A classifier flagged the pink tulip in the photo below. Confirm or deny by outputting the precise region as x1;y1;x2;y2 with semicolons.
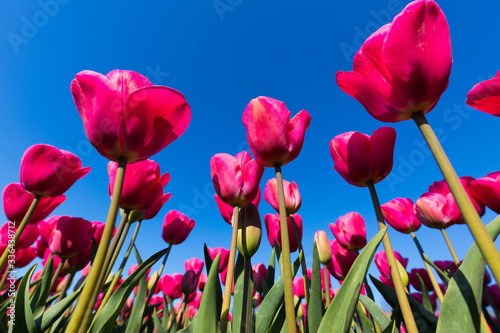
214;189;261;225
336;0;452;122
327;239;358;281
161;210;195;245
264;213;303;252
36;239;47;259
71;69;191;162
161;273;183;299
182;258;204;295
142;192;172;220
211;151;264;208
0;222;39;249
3;183;65;224
20;144;90;197
486;285;500;309
242;96;311;167
408;268;433;292
414;192;461;229
252;263;267;293
466;70;500;117
330;127;396;187
197;273;207;292
375;250;408;281
329;212;367;251
264;178;301;215
63;221;103;274
48;216;95;258
381;198;421;234
207;247;230;273
15;247;37;268
293;277;305;299
471;171;500;214
193;291;203;308
108;159;168;211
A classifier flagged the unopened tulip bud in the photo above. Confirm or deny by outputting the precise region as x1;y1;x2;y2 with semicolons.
236;203;262;257
397;261;409;288
314;230;331;265
128;209;146;223
148;271;160;291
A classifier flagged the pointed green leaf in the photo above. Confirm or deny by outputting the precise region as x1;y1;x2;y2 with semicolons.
266;303;285;333
308;243;324;333
357;303;375;333
358;295;399;333
317;227;386;333
422;254;450;284
232;254;252;333
416;273;433;313
152;309;166;333
437;214;500;333
11;264;37;333
36;288;81;331
31;257;52;318
125;249;148;333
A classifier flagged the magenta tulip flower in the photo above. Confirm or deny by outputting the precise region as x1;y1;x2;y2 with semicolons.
414;192;461;229
182;258;204;295
336;0;452;122
381;198;421;234
466;70;500;117
408;268;433;292
0;222;39;249
214;189;261;225
264;213;303;252
3;183;65;224
242;96;311;167
142;192;172;221
327;239;358;281
161;273;183;299
264;178;301;215
15;247;37;268
20;144;90;197
329;212;367;251
108;159;168;211
197;274;207;292
471;171;500;214
375;250;408;281
161;210;195;245
207;247;230;273
330;127;396;187
211;151;264;208
252;263;267;293
48;216;95;258
71;69;191;162
293;277;305;299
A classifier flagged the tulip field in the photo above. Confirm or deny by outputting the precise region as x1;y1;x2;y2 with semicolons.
3;0;500;332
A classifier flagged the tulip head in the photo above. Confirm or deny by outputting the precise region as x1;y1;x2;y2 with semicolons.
236;203;262;257
329;212;367;251
471;171;500;214
466;70;500;117
414;192;461;229
381;198;421;233
242;96;311;167
48;216;95;258
327;239;358;281
161;273;183;299
264;178;301;215
264;213;303;252
374;250;409;282
161;210;195;245
314;230;332;265
252;263;267;293
207;247;230;273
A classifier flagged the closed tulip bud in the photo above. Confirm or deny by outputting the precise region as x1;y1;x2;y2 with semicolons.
329;212;367;250
161;210;195;245
375;250;409;282
1;222;39;249
381;198;421;233
3;183;65;224
161;273;183;299
207;247;230;273
148;271;160;292
466;71;500;117
397;261;409;288
264;213;303;252
20;144;91;197
252;263;267;293
336;0;452;122
210;151;264;208
214;189;261;225
242;96;311;167
471;171;500;214
48;216;95;258
414;192;461;229
108;160;169;211
330;127;396;187
314;230;332;265
327;240;358;281
71;69;191;162
264;178;301;215
127;209;145;223
237;203;262;257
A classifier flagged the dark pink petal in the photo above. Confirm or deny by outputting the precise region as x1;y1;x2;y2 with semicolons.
369;127;396;183
466;74;500;117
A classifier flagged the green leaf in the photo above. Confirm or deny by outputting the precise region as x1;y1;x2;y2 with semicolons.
308;242;324;333
36;288;81;331
356;303;375;333
422;254;450;284
266;303;285;333
317;227;386;333
90;247;169;333
263;248;276;300
11;264;37;333
437;214;500;333
358;295;399;333
203;243;214;275
152;309;166;333
232;254;252;333
416;273;433;313
255;251;302;333
125;249;148;333
31;257;53;318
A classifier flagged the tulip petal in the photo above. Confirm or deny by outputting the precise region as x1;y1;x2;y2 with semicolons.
211;154;243;207
286;110;311;165
369;127;396;183
466;76;500;116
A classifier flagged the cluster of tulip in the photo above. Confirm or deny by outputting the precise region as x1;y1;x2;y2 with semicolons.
3;0;500;332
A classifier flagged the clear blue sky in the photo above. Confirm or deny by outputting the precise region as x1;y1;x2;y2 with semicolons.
2;0;500;304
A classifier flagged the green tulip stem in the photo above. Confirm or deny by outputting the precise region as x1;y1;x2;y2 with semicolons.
440;228;461;267
0;195;40;271
412;110;500;285
67;157;127;333
323;263;330;309
56;272;74;303
144;243;172;310
289;214;310;311
367;181;418;333
220;205;240;333
275;165;296;333
105;218;132;279
102;210;131;280
49;258;66;293
241;255;252;333
409;232;444;303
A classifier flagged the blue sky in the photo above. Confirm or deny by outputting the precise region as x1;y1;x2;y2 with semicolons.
2;0;500;304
